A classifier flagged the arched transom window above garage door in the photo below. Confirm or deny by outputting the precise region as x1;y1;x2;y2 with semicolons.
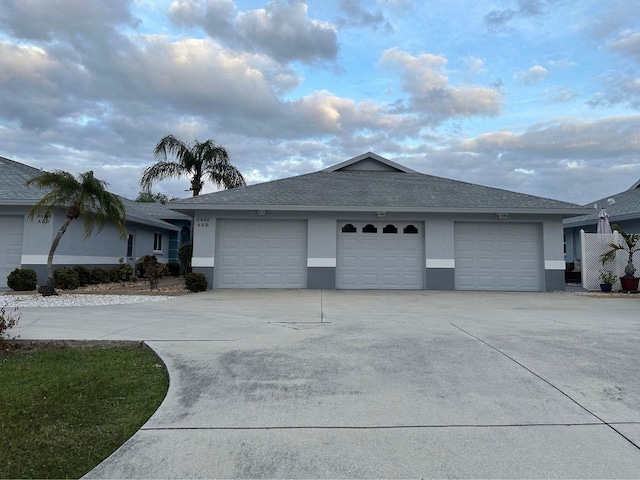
338;222;421;235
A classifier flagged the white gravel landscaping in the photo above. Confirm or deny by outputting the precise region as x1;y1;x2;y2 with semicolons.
0;294;173;308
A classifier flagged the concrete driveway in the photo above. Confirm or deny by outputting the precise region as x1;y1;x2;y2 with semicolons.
13;290;640;478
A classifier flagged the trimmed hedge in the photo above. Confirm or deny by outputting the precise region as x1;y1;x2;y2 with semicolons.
55;268;80;290
185;272;207;292
7;268;37;291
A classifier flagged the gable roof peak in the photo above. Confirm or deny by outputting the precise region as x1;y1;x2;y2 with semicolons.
323;152;416;173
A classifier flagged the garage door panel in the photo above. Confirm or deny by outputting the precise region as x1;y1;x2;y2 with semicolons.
215;220;307;289
455;222;542;292
0;216;24;288
337;222;424;290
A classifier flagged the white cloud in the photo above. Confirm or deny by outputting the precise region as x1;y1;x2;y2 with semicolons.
380;48;502;122
608;29;640;60
515;65;548;84
235;1;338;63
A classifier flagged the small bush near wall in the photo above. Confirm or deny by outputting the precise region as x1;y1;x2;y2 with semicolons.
109;262;133;283
7;268;37;291
55;268;80;290
167;262;181;277
185;272;207;292
73;265;91;287
90;267;111;285
178;243;192;274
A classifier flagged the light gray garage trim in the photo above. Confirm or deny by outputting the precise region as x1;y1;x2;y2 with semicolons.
454;222;544;291
337;221;424;289
0;215;24;288
214;219;307;289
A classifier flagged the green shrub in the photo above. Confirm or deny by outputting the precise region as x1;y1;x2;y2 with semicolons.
7;268;37;291
167;262;181;277
136;255;169;289
55;267;80;290
185;272;207;292
73;265;91;287
178;243;192;274
109;263;133;283
90;267;111;284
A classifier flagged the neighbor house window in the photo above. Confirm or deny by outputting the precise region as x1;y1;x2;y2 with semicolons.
153;232;163;252
127;234;134;257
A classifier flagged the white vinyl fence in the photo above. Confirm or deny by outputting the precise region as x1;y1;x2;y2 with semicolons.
580;230;627;290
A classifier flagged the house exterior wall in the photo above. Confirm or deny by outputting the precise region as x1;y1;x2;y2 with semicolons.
189;209;566;291
8;207;176;285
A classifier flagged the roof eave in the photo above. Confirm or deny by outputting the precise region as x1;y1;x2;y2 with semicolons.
170;203;591;216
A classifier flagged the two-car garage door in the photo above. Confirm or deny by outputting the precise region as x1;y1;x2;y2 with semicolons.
0;216;24;289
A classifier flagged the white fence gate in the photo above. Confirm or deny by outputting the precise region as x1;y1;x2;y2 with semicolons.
580;230;627;290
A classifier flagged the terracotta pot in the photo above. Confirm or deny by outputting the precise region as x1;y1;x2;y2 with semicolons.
619;276;639;291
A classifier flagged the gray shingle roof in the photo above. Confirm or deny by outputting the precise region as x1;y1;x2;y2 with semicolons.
122;198;191;221
171;168;588;214
0;156;183;230
0;156;47;202
564;186;640;226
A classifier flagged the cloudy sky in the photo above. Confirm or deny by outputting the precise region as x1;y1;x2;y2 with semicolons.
2;0;640;205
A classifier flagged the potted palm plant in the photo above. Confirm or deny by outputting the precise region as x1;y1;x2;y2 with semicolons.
600;225;640;291
599;270;616;292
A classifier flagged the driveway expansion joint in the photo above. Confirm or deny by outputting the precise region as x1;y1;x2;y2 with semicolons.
450;322;640;451
141;422;626;431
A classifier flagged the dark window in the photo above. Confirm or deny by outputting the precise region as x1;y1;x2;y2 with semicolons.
342;223;357;233
127;234;134;257
153;232;163;252
403;224;418;234
363;224;377;233
383;224;398;233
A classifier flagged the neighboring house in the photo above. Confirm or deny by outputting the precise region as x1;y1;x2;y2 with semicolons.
563;179;640;264
0;156;191;288
170;152;590;292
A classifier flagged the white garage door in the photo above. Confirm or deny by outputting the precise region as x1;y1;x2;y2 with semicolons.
215;220;307;288
454;222;543;291
337;222;424;289
0;215;24;288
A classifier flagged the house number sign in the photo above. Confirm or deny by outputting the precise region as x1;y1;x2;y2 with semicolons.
196;217;211;228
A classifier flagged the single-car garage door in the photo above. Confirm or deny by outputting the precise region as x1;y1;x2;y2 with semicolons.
215;220;307;288
454;222;543;291
337;221;424;289
0;215;24;289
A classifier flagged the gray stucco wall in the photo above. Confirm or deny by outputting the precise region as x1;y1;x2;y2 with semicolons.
185;209;567;292
307;267;336;289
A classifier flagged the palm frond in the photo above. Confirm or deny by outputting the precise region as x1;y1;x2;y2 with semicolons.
140;161;187;191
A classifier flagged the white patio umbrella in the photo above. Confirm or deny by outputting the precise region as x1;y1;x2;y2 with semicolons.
597;208;612;234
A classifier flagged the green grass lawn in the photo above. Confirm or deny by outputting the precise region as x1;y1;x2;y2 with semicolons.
0;342;169;479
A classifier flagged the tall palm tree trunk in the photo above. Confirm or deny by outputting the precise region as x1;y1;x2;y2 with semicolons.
46;217;73;288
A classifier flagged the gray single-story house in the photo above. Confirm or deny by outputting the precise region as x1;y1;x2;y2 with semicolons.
171;152;590;291
564;179;640;264
0;156;191;288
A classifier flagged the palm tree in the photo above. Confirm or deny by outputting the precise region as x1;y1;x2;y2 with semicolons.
26;170;127;293
600;224;640;277
140;135;246;196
